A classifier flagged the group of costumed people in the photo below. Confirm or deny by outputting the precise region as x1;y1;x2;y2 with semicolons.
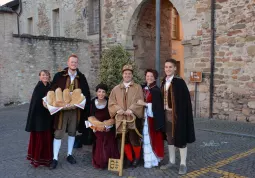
25;54;195;175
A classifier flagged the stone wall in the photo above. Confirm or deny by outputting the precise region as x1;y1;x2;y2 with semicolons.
213;0;255;122
0;12;91;107
100;0;255;122
182;0;212;118
20;0;87;39
175;0;255;122
19;0;101;95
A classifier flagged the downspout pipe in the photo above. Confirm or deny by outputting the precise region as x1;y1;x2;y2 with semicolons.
155;0;161;86
98;0;102;58
209;0;215;119
15;0;22;35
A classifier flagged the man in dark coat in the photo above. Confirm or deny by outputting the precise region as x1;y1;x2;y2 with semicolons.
49;54;91;169
160;59;195;175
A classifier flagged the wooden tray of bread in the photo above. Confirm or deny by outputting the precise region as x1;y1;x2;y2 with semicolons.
44;88;86;111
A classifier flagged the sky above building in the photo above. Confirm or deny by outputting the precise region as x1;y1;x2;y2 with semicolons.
0;0;12;6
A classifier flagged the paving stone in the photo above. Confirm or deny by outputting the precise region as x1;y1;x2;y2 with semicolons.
0;104;255;177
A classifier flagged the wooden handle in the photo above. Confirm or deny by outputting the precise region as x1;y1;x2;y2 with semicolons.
115;113;136;123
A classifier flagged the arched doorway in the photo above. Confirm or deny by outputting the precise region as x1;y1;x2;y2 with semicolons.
115;0;209;118
125;0;188;78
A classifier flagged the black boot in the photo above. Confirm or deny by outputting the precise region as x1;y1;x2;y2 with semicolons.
49;159;58;170
73;135;82;148
132;158;140;168
67;155;77;164
124;159;132;169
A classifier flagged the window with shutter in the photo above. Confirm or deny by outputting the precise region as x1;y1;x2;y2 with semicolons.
88;0;99;35
171;8;179;40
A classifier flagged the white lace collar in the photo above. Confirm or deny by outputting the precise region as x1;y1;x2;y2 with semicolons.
95;99;107;109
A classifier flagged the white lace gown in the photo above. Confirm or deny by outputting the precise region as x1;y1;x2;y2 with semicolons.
143;102;161;168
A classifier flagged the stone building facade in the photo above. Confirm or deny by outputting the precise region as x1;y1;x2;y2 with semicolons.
0;1;92;107
0;0;254;122
100;0;255;122
213;0;255;122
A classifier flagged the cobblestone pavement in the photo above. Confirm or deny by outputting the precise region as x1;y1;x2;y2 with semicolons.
0;104;254;178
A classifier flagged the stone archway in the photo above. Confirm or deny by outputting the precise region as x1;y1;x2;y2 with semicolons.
122;0;198;79
124;0;198;46
130;0;173;76
101;0;210;118
118;0;209;118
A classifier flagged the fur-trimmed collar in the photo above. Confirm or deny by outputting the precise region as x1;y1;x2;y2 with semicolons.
161;75;182;86
61;67;81;78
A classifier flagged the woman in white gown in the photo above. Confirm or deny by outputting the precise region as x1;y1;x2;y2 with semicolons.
138;69;165;168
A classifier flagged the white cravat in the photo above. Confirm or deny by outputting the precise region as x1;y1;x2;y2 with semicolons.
165;75;174;91
165;75;174;110
68;70;77;83
123;82;131;92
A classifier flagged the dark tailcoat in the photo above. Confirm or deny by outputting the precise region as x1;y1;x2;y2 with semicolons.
161;76;195;148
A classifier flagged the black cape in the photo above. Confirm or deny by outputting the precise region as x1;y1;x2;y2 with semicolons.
161;76;196;148
25;81;53;132
142;84;165;132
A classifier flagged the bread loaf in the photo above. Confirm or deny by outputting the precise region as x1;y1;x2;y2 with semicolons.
104;118;115;126
53;101;66;107
55;88;63;102
88;116;104;127
77;94;85;104
63;89;71;103
70;89;82;104
46;91;55;106
73;88;82;95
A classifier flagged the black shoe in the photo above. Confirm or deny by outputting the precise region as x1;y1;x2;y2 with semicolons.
73;140;82;148
49;159;58;170
124;159;132;169
73;136;82;148
67;155;76;164
132;158;140;167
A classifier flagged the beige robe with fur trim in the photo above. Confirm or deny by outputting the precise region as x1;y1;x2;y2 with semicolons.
108;81;144;134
